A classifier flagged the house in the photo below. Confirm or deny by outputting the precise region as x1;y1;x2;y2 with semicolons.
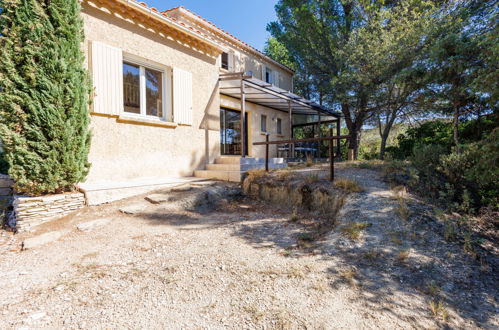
79;0;341;204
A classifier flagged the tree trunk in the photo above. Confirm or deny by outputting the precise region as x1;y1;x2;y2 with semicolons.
453;105;460;153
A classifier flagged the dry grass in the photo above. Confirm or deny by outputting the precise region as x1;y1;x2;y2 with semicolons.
305;153;314;167
429;300;448;321
276;170;293;180
340;222;370;240
244;305;265;323
305;173;320;184
334;178;364;193
396;198;410;221
362;249;381;262
246;169;268;179
289;207;299;223
339;267;358;287
397;249;410;263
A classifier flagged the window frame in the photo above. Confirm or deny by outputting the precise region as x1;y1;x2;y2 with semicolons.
261;114;267;133
122;55;171;121
276;118;282;135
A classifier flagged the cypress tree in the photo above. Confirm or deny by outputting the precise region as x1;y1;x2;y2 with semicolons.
0;0;91;195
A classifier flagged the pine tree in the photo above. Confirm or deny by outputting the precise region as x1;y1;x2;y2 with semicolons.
0;0;91;195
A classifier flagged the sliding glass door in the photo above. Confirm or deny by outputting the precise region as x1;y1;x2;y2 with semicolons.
220;108;248;156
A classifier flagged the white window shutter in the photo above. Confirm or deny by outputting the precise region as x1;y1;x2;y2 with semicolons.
90;41;123;115
273;71;279;87
228;52;235;72
173;67;193;125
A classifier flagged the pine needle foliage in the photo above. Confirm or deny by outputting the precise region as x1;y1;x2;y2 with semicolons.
0;0;91;195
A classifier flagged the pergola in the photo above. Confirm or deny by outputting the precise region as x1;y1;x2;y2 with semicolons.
219;72;342;157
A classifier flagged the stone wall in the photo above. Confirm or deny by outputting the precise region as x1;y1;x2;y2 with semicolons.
13;193;85;232
0;175;13;226
243;176;347;217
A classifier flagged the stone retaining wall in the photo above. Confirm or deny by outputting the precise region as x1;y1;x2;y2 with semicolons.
243;177;347;217
13;193;85;232
0;174;14;226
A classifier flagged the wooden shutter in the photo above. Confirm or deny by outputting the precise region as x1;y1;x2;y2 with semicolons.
173;67;193;125
228;51;235;72
90;41;123;115
262;65;266;81
273;71;280;87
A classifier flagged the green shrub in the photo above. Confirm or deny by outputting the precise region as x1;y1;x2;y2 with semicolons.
0;0;91;195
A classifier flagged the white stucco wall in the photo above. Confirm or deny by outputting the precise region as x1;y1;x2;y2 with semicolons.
82;5;221;183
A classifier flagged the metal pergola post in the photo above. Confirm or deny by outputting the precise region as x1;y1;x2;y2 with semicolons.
336;118;341;160
241;79;246;157
288;100;293;158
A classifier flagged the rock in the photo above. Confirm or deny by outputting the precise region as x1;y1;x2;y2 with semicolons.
76;218;111;232
145;194;170;205
30;312;46;320
22;231;65;250
171;185;192;192
119;204;147;215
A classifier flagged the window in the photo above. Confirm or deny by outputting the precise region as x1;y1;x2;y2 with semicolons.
277;118;282;135
123;61;165;119
261;115;267;132
265;67;273;84
221;52;229;70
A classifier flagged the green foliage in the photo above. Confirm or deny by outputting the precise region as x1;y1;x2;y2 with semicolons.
389;127;499;213
0;0;91;195
263;37;297;71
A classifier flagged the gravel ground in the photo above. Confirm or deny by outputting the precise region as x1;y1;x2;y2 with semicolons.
0;166;497;329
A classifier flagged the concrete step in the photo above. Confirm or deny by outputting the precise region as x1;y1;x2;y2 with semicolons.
194;170;243;182
206;163;240;171
215;157;241;165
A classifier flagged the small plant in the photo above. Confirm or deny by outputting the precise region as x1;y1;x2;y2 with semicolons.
362;249;381;262
339;267;358;287
281;246;293;257
305;173;319;184
396;197;410;221
389;231;404;245
429;300;448;321
444;221;457;241
434;208;445;220
425;282;440;296
289;207;299;222
340;222;370;240
305;153;314;167
397;249;410;263
334;178;364;193
298;232;315;242
391;185;407;199
463;230;474;254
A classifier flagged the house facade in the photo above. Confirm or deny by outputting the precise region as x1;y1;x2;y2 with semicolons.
79;0;339;202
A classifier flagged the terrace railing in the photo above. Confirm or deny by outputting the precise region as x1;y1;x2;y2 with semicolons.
253;135;352;181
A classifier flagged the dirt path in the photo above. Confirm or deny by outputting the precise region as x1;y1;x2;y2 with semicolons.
0;167;497;329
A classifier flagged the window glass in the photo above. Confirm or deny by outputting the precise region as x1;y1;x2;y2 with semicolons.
221;52;229;70
145;68;163;117
277;118;282;134
123;62;140;114
261;115;267;132
265;68;273;84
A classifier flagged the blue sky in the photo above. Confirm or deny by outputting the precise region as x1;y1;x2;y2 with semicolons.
145;0;278;51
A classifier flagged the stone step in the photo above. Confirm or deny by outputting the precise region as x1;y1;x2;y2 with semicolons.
215;157;242;164
206;163;240;171
194;170;243;183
